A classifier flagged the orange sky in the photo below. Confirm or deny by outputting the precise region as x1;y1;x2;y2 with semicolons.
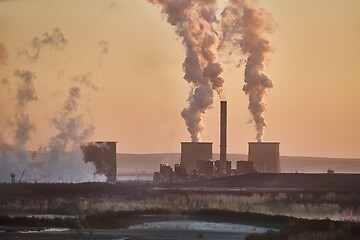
0;0;359;158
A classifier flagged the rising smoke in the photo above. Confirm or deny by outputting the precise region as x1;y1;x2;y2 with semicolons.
33;73;104;182
98;41;109;66
49;73;96;153
149;0;225;142
13;70;38;146
0;43;8;67
18;28;68;63
220;0;275;142
150;0;275;142
0;69;38;181
0;33;105;182
0;72;105;182
98;41;109;54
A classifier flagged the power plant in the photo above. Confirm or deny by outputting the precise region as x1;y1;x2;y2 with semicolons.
155;100;281;181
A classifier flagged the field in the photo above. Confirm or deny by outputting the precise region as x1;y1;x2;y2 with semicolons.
1;174;360;239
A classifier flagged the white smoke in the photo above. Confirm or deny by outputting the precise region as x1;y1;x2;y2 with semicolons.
18;28;68;63
0;42;8;67
220;0;275;142
0;27;106;182
13;70;38;146
98;41;109;54
98;41;109;66
149;0;225;142
29;73;105;182
0;70;106;182
150;0;275;142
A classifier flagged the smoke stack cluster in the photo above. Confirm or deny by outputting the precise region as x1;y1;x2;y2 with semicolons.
150;0;275;142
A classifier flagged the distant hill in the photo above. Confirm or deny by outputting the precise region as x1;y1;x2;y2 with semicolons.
117;153;360;174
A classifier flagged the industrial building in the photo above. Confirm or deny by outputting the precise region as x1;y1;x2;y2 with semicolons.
248;142;280;173
236;161;255;174
153;164;173;182
180;142;212;173
215;160;232;175
82;141;117;182
197;160;214;178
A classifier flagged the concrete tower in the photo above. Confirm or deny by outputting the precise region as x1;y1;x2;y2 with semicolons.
180;142;212;173
248;142;280;173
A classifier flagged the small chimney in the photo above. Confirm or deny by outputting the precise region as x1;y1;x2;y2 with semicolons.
10;173;16;184
220;101;227;174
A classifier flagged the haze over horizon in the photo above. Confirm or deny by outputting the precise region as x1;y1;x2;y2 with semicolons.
1;0;359;159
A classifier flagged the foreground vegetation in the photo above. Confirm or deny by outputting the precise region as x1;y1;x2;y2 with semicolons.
1;182;359;238
1;189;359;221
1;210;359;239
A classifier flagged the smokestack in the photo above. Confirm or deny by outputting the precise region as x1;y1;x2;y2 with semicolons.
220;101;227;174
10;173;15;184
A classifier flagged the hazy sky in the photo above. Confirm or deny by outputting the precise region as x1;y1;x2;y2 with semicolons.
0;0;359;158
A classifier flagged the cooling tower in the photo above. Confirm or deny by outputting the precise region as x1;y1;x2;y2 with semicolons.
248;142;280;173
220;101;227;174
181;142;212;173
82;141;117;182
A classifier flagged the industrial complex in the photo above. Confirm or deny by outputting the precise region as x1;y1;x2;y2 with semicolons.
6;100;349;184
153;101;281;182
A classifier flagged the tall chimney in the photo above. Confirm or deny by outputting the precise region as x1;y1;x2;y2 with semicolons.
10;173;15;184
220;101;227;174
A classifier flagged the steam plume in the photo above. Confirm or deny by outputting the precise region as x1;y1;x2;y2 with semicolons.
33;73;102;182
19;28;68;63
49;75;96;154
0;73;105;183
220;0;275;142
0;43;8;67
98;41;109;54
149;0;225;142
81;142;111;176
13;70;37;146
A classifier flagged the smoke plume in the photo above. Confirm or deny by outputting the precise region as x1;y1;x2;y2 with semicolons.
0;73;105;183
0;43;8;67
19;28;68;63
33;73;101;182
149;0;225;142
220;0;275;142
81;142;111;176
98;41;109;54
49;75;96;154
13;70;38;146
